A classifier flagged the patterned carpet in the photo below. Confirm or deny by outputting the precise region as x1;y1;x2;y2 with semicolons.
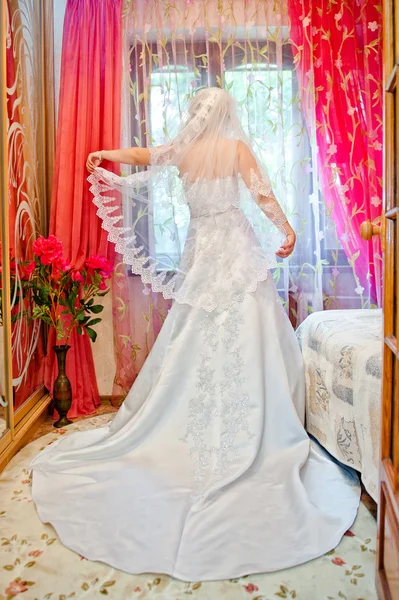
0;414;378;600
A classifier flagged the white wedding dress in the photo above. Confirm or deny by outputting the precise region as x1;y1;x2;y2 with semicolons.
29;173;361;582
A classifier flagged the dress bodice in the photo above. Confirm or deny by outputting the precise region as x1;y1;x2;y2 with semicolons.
181;175;242;219
89;166;285;313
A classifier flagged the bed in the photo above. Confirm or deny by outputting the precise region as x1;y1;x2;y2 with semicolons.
296;309;383;502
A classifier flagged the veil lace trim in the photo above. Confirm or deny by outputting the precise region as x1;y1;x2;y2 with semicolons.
88;168;278;313
88;89;289;313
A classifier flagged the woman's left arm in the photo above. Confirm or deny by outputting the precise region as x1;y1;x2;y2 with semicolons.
86;147;150;172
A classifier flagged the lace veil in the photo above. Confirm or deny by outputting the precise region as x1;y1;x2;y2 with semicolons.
88;88;288;312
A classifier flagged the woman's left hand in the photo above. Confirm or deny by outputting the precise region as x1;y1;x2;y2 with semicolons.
86;152;102;173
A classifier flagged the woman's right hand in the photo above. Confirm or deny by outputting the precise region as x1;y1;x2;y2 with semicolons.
86;152;102;173
275;229;296;259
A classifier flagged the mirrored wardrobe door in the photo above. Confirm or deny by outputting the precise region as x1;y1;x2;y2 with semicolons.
0;209;13;447
0;0;13;448
6;0;50;421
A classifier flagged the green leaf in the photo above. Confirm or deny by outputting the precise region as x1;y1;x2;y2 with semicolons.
85;326;97;343
88;304;104;314
32;293;45;306
86;318;102;328
67;290;78;311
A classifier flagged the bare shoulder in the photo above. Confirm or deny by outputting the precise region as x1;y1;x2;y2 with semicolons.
218;139;246;161
237;139;249;156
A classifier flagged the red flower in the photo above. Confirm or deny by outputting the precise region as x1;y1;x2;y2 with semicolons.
244;583;259;593
71;270;84;284
5;579;29;596
99;280;108;291
24;260;36;275
53;257;70;271
32;235;64;265
51;268;62;282
28;549;43;557
344;529;355;537
86;255;114;278
10;258;16;275
332;557;346;566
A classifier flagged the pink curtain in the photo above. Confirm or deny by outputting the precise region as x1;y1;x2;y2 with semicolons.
111;270;169;399
46;0;122;417
288;0;383;306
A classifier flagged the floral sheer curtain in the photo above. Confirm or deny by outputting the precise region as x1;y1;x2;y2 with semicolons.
111;0;380;397
289;0;383;307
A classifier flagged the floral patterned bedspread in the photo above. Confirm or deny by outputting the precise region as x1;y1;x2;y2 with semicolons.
296;309;382;502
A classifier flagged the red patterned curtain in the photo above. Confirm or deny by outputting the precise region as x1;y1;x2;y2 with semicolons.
288;0;383;306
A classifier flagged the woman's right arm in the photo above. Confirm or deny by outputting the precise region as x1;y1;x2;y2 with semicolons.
86;147;150;172
238;141;296;259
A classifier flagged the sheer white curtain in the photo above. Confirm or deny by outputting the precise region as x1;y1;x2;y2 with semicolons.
111;0;359;394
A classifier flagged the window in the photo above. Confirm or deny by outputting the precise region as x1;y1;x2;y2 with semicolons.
128;40;343;275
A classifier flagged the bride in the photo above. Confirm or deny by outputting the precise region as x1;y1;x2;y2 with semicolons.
29;87;360;582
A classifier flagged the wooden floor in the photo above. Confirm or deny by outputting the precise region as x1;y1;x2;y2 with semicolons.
29;400;118;443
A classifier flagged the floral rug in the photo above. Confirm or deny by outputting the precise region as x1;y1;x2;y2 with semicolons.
0;415;378;600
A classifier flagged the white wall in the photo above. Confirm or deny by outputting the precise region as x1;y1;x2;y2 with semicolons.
53;0;67;121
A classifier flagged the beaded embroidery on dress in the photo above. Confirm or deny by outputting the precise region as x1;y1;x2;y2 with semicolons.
29;88;361;581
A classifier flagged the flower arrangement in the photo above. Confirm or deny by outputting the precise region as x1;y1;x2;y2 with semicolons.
27;235;114;344
1;235;113;426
